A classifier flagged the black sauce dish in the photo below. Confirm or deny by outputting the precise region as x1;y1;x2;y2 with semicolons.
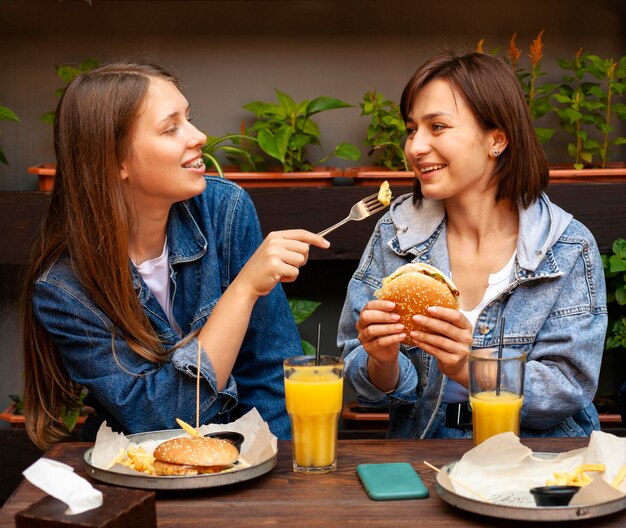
530;485;580;507
205;431;245;452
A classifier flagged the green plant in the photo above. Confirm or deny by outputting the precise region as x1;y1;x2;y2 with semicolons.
602;238;626;351
360;91;408;171
242;89;361;172
553;51;626;169
40;57;100;125
0;105;20;165
289;298;321;355
9;393;24;414
201;130;260;176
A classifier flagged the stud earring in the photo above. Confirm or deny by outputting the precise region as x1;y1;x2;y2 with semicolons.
492;149;500;157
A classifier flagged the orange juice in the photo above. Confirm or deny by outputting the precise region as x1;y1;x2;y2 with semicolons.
470;390;523;445
284;369;343;470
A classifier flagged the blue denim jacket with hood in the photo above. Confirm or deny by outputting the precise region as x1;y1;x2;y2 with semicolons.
338;192;607;439
33;176;299;440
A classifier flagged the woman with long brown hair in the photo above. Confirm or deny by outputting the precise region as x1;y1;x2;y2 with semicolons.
21;62;328;449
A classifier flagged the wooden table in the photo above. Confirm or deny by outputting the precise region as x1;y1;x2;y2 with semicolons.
1;438;625;527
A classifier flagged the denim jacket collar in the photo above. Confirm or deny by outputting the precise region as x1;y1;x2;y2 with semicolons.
131;201;208;293
388;192;573;276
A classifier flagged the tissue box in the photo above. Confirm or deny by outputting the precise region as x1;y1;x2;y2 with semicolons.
15;484;156;528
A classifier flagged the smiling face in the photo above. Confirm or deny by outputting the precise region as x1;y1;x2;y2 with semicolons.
119;77;208;213
404;78;506;202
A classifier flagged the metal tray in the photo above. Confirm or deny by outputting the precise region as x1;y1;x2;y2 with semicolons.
84;429;277;490
436;456;626;522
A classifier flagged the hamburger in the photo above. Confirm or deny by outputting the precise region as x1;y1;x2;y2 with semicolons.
153;436;239;476
374;263;460;344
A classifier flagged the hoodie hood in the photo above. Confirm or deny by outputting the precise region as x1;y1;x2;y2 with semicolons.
389;192;572;273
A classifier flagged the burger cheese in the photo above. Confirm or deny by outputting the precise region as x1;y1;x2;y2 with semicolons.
153;436;239;476
375;263;460;344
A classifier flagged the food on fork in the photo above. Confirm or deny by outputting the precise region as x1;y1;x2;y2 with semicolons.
153;436;239;476
375;263;460;344
377;180;392;206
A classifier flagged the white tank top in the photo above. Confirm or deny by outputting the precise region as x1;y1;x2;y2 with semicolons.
442;251;516;403
134;238;182;336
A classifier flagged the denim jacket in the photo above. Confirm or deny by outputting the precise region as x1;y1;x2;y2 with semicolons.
338;192;607;439
33;176;300;439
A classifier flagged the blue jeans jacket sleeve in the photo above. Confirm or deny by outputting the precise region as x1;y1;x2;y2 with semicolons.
32;276;237;434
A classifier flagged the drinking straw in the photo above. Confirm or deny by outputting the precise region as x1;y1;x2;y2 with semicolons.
196;339;202;433
315;323;321;366
496;317;505;396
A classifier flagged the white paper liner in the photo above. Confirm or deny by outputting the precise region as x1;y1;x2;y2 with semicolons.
440;431;626;507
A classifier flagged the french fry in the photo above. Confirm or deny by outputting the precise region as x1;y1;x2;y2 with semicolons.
546;463;605;487
176;417;200;438
120;446;156;475
611;466;626;489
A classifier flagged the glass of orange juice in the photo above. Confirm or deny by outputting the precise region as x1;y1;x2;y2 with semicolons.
283;355;343;474
469;348;526;446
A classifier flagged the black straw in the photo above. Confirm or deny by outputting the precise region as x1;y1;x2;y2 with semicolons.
496;317;505;396
315;323;321;366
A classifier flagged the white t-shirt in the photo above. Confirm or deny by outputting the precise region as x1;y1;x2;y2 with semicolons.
442;251;516;403
133;239;182;336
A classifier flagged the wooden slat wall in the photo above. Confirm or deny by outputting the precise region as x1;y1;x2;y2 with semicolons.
0;183;624;265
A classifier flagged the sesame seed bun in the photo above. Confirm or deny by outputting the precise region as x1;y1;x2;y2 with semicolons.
153;436;239;476
374;263;460;344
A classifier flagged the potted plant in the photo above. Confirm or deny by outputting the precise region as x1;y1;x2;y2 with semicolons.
0;105;20;166
204;89;361;187
344;90;413;187
1;393;90;431
27;58;99;191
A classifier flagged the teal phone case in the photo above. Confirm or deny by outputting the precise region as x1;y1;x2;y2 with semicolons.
356;462;429;501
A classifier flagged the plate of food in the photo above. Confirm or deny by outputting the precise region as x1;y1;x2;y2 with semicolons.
435;450;626;522
84;412;278;490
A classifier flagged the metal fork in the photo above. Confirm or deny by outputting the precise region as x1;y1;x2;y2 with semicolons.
316;193;389;237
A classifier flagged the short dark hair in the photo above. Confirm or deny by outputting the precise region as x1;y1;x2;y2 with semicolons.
401;52;548;208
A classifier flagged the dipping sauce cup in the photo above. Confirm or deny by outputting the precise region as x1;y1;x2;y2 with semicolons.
469;348;526;446
284;355;344;474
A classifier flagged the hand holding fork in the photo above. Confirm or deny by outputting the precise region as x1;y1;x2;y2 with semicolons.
317;193;390;237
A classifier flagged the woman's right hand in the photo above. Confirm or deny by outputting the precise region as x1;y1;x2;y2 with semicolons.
356;300;405;392
236;229;329;298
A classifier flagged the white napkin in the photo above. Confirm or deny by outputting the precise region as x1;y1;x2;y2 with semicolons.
22;458;103;515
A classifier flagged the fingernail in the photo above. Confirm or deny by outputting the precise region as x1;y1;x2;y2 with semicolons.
322;239;330;248
390;313;400;321
413;315;423;323
394;324;404;331
427;306;438;314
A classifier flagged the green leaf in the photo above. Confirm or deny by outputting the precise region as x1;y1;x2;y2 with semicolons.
616;287;626;306
614;137;626;145
39;111;55;125
308;97;352;115
334;142;361;160
288;299;321;324
258;128;284;162
535;128;556;144
56;65;80;84
564;108;582;123
276;89;298;113
301;340;316;356
0;106;19;122
0;148;8;165
242;101;266;115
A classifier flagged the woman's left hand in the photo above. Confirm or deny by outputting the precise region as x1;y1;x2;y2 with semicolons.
409;306;473;386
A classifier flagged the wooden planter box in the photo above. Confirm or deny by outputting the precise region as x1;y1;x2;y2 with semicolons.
344;164;626;187
0;404;87;429
27;164;343;191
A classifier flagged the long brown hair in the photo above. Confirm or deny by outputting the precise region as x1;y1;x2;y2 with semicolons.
21;63;180;449
401;52;549;208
